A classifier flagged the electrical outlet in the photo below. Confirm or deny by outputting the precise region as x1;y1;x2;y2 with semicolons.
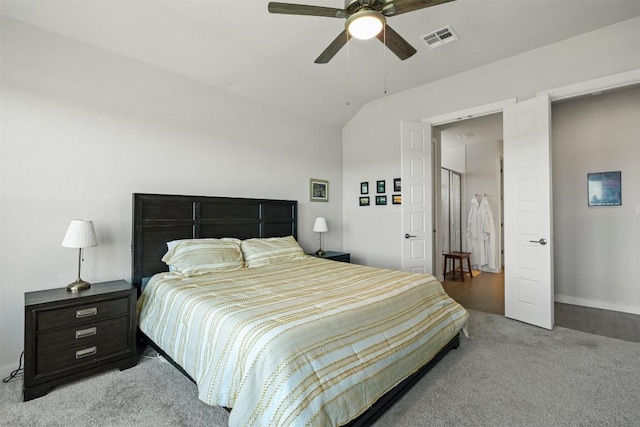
636;206;640;216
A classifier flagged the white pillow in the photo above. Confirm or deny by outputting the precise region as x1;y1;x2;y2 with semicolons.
240;236;306;268
162;238;244;276
166;239;185;271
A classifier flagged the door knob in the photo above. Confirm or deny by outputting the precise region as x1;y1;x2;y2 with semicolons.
529;238;548;246
405;233;416;239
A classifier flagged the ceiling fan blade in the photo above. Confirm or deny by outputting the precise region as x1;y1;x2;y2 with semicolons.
376;25;417;60
315;30;349;64
268;2;346;18
387;0;456;16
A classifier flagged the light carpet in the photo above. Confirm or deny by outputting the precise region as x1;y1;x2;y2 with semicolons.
2;310;638;426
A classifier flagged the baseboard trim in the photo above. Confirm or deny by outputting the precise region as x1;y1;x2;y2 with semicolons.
554;294;640;316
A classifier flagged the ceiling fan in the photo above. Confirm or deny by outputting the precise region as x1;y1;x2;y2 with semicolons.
267;0;455;63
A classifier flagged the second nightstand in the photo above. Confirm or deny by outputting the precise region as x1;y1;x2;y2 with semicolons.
23;280;138;401
309;251;351;263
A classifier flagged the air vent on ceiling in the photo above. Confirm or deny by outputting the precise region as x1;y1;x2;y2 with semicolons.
420;25;458;49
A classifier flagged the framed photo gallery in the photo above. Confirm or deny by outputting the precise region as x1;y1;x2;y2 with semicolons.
359;178;401;206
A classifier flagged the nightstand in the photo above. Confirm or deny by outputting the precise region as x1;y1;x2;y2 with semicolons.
309;251;351;263
23;280;137;401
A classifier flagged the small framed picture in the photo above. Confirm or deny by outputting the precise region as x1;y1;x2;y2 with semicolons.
360;181;369;194
587;171;621;206
377;180;385;193
394;178;401;192
375;195;387;205
310;178;329;202
359;196;370;206
392;194;402;205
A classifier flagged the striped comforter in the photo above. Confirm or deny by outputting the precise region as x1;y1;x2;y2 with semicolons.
137;256;468;427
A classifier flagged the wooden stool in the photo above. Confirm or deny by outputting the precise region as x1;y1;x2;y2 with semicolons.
442;252;473;282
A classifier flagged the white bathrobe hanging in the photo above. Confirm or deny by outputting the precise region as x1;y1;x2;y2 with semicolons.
465;197;482;268
479;196;497;270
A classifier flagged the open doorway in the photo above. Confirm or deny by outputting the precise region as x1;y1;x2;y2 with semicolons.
430;82;639;332
416;70;639;334
436;113;505;315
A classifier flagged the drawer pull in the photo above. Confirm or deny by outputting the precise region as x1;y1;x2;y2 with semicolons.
76;307;97;318
76;346;97;359
75;327;97;339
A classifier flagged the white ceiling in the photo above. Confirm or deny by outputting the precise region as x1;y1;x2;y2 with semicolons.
2;0;639;128
439;112;503;150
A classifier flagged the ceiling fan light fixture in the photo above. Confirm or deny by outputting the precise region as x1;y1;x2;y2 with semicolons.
346;10;385;40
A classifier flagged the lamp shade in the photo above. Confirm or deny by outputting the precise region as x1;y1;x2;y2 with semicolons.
346;10;385;40
313;217;328;233
62;220;98;248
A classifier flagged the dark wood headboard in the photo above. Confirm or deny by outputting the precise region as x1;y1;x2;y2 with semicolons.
132;193;298;288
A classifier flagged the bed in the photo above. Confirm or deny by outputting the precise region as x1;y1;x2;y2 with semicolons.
132;193;468;427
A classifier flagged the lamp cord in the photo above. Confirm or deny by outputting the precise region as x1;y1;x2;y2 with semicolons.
2;352;24;383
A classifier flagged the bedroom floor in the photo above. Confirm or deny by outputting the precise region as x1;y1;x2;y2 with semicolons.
441;270;640;343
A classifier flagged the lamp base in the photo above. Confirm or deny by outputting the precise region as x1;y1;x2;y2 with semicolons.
315;249;326;256
67;279;91;293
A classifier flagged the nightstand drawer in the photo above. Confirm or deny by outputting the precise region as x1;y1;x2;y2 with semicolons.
37;316;129;353
36;334;130;375
36;297;129;331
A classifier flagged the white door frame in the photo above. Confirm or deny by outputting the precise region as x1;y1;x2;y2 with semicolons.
537;69;640;102
423;98;517;281
419;68;638;310
422;98;518;127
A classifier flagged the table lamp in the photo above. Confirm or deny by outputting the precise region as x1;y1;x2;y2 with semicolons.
313;217;328;256
62;220;98;292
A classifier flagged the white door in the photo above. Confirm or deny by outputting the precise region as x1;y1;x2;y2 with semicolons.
503;94;554;330
401;122;433;273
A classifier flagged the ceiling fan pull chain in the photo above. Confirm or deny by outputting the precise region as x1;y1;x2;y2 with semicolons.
345;33;351;106
383;24;387;95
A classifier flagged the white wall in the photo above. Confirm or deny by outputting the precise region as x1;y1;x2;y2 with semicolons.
343;19;639;297
441;145;466;174
552;87;640;313
0;18;343;375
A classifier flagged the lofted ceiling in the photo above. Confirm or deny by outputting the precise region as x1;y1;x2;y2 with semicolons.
2;0;639;128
